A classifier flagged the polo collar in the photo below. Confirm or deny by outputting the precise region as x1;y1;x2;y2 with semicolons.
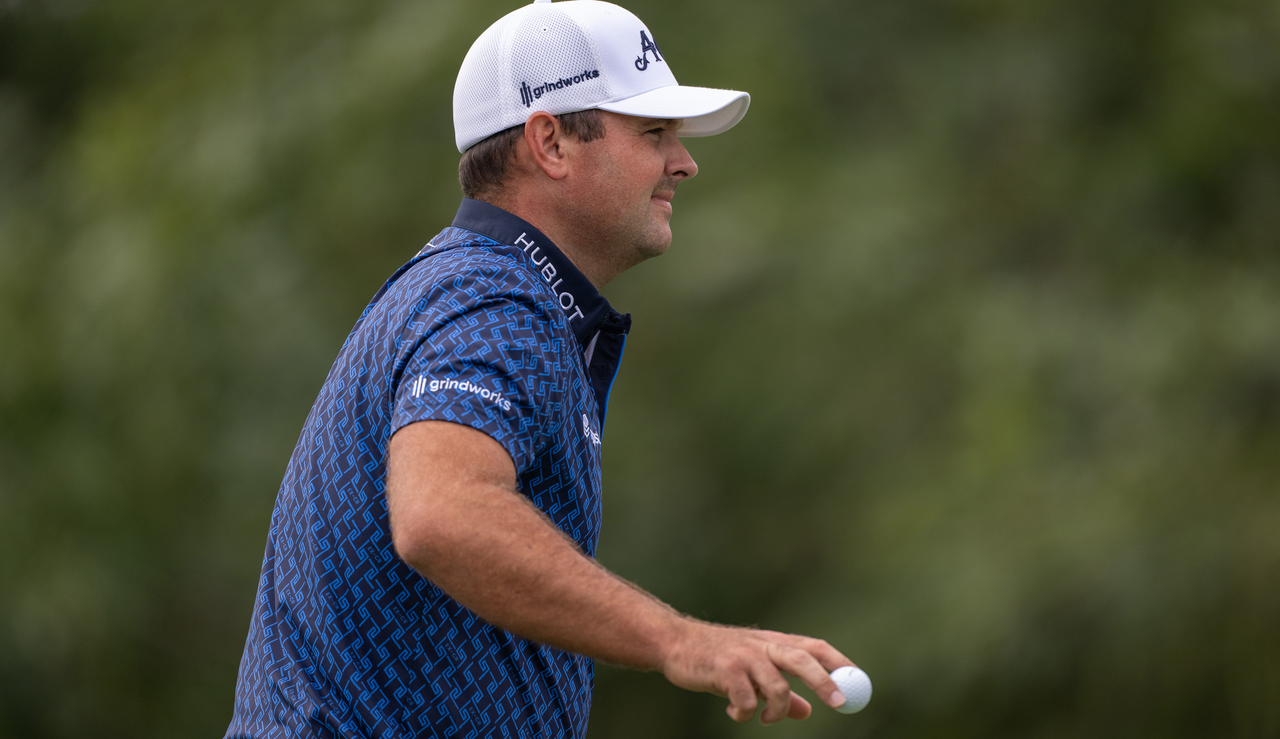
452;198;615;347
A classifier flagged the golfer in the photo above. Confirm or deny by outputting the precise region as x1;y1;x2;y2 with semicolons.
227;1;853;736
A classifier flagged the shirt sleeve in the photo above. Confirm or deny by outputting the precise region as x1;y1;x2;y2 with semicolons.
390;285;570;475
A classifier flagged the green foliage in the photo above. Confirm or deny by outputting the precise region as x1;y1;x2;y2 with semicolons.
2;0;1278;736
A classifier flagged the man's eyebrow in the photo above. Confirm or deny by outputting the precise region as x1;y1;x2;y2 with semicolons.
637;118;682;130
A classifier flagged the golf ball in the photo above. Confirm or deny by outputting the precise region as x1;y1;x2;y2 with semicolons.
830;666;872;714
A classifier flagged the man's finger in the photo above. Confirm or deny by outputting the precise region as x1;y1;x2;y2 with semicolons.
766;631;854;672
750;661;795;725
767;643;846;709
787;690;812;720
724;675;758;723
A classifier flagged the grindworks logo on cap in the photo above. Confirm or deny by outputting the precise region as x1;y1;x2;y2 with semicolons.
634;30;663;71
519;69;602;108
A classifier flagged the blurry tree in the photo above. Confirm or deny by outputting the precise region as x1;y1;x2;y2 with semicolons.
1;0;1277;737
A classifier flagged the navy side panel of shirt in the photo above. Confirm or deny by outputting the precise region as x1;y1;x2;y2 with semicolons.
227;201;629;739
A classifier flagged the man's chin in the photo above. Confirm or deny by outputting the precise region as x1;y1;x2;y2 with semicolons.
636;234;672;261
620;216;673;266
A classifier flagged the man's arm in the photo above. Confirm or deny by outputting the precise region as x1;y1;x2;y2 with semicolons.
386;420;855;725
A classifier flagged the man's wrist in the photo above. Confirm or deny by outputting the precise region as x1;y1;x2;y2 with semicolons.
650;612;705;674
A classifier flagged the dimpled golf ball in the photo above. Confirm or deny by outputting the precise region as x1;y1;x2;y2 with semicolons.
830;666;872;714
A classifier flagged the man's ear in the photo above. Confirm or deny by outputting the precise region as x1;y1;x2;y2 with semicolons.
522;111;571;181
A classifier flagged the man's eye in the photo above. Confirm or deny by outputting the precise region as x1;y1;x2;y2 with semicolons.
647;127;665;135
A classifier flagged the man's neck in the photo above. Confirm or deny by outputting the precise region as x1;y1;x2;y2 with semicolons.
482;192;617;289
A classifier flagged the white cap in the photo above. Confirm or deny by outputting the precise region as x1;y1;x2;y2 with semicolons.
453;0;750;152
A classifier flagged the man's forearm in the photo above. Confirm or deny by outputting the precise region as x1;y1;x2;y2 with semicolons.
386;420;853;725
391;469;686;670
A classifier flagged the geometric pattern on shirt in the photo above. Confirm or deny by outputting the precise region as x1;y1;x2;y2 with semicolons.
225;225;622;739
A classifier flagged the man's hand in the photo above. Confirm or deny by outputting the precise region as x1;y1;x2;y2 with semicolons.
661;622;854;724
387;419;856;725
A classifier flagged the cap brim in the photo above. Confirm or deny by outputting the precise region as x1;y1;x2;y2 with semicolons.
595;85;750;137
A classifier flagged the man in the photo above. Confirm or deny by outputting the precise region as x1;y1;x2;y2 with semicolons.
227;1;855;736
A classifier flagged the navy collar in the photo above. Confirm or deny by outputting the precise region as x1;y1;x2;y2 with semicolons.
452;198;617;346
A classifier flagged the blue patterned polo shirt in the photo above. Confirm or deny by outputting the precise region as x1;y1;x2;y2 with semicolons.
227;199;630;739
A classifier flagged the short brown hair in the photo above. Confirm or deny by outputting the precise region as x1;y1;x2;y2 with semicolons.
458;109;606;200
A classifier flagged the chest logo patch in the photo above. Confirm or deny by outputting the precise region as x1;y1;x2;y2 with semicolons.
582;413;601;447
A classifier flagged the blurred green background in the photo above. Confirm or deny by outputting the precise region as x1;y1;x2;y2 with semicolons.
2;0;1279;736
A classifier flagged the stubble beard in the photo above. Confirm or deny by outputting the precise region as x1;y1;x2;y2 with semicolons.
573;179;678;281
628;176;680;263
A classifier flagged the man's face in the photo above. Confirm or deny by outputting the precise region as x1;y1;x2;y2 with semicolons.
562;112;698;274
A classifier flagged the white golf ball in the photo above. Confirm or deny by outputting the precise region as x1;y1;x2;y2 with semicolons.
830;665;872;714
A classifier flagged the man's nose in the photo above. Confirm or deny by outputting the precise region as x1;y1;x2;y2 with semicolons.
666;135;698;181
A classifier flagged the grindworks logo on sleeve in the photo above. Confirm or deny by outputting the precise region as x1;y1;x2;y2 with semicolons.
519;69;601;108
411;375;512;412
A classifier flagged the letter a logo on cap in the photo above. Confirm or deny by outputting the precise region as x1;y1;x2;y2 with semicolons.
634;30;663;71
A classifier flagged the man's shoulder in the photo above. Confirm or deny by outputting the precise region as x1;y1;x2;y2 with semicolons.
397;228;551;302
360;228;569;343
